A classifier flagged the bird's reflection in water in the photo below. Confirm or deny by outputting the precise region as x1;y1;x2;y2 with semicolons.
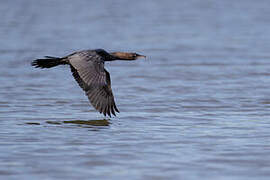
63;119;110;126
45;119;110;128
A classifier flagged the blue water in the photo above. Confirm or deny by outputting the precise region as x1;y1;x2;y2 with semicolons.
1;0;270;179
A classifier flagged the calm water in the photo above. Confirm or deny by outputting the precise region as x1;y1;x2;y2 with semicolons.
1;0;270;179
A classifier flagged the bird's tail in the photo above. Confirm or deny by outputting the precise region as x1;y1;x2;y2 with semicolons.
31;56;67;68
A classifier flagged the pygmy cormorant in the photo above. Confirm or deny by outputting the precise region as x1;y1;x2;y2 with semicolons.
31;49;145;117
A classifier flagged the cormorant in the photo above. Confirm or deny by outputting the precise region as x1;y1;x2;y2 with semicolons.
31;49;145;117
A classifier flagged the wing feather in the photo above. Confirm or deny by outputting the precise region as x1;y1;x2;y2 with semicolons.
68;52;119;116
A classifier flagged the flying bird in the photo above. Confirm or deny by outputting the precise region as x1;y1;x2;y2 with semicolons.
31;49;145;117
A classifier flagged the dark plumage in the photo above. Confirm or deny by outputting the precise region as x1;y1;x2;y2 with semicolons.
31;49;145;117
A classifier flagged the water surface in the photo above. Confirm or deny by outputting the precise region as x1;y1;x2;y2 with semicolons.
1;0;270;179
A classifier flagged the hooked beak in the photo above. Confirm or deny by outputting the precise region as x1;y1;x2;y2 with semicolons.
136;54;146;59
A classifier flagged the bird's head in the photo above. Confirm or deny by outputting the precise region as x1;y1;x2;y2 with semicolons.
110;52;146;61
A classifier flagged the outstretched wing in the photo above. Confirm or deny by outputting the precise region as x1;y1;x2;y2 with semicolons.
68;52;119;117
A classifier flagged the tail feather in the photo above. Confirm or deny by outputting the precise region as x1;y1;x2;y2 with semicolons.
31;56;67;68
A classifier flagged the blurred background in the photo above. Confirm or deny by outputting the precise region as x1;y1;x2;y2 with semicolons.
1;0;270;179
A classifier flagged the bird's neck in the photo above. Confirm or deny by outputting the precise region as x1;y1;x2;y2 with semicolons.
109;52;135;61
